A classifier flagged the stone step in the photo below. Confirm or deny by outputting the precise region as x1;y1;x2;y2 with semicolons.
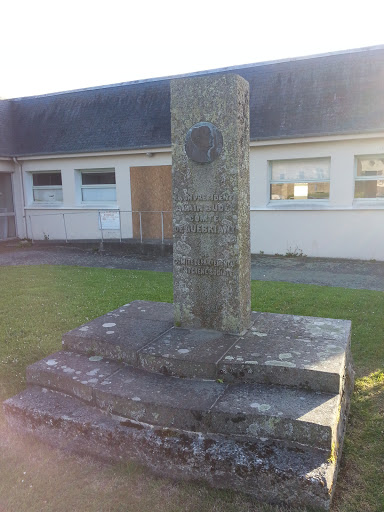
62;301;175;366
62;301;352;394
3;386;339;511
217;312;352;396
26;350;344;450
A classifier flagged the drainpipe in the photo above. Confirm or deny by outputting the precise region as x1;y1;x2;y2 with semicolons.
12;157;28;239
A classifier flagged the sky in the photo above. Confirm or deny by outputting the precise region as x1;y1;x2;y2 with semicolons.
1;0;383;99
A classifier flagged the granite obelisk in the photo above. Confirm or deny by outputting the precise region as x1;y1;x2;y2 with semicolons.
171;74;251;334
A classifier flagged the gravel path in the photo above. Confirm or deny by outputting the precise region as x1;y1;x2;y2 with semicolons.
251;255;384;291
1;241;383;291
0;242;173;273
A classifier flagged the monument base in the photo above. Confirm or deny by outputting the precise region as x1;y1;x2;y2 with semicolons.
3;301;354;511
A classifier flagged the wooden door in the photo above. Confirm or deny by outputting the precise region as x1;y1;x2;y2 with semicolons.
130;165;172;240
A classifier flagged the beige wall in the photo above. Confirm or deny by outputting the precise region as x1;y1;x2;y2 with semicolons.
249;135;384;259
250;210;383;259
21;151;171;241
12;133;384;260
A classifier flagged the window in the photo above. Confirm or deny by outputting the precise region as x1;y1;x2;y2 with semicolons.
32;172;63;203
354;156;384;199
80;169;116;203
269;158;330;201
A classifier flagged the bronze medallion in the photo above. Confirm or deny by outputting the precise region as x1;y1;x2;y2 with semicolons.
185;122;223;163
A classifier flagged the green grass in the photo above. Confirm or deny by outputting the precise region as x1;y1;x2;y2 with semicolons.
0;265;383;512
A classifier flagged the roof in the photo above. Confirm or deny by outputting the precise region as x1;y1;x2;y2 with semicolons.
0;99;14;157
1;45;384;157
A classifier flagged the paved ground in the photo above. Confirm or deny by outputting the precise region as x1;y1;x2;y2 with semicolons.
0;241;173;273
1;240;384;291
251;255;384;291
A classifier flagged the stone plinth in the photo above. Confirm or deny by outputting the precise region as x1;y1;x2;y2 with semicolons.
171;75;251;334
3;300;354;511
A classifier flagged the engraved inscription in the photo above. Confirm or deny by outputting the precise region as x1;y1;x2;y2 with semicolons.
174;257;235;277
174;224;235;234
174;190;235;235
180;267;232;276
174;257;234;267
178;193;233;201
178;204;231;212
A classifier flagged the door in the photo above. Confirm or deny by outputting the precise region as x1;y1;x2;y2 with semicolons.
0;173;16;240
130;166;172;240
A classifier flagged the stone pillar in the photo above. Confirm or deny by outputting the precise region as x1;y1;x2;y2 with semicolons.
171;74;251;334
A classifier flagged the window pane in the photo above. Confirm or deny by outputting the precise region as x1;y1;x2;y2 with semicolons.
33;188;63;202
271;159;330;181
354;180;384;199
357;158;384;177
82;187;116;202
82;172;115;185
33;173;62;186
271;182;330;200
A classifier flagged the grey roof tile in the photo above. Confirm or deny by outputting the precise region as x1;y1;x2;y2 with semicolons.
3;46;384;157
0;99;14;157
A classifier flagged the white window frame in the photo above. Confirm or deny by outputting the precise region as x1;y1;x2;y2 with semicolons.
354;154;384;203
31;171;63;205
268;157;331;205
79;168;117;205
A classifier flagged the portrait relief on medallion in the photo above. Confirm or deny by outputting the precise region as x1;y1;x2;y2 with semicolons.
185;122;223;163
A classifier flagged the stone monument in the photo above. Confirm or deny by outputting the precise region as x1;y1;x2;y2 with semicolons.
172;74;250;334
3;73;354;511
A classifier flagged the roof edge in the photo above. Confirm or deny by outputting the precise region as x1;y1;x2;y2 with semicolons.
7;44;384;101
10;129;384;159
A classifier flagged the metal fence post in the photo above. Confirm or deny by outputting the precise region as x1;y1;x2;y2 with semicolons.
161;211;164;244
29;215;34;244
99;211;104;248
62;214;68;243
25;209;172;246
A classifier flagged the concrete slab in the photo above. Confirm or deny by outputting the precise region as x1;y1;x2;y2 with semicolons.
119;300;174;321
218;312;351;393
62;302;173;365
3;387;338;511
210;383;338;450
61;304;351;395
138;327;239;379
23;350;344;449
26;351;121;402
94;364;226;432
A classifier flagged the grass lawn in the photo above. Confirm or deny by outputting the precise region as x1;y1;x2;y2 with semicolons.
0;265;383;512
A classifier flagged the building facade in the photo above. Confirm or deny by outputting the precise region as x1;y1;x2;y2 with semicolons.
1;46;384;260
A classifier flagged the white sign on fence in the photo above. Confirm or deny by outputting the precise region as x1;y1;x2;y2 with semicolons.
99;211;120;230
